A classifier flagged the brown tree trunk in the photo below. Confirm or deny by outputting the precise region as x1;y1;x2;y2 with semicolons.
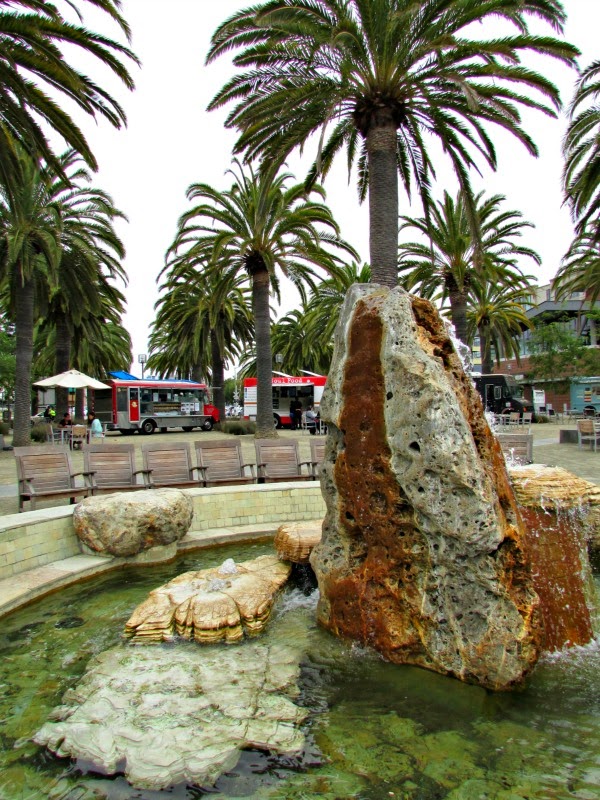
13;275;35;446
478;323;493;374
447;277;469;346
54;311;71;416
367;120;398;289
210;328;226;428
252;267;277;438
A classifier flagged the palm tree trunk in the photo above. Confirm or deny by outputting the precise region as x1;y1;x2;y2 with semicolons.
478;323;493;374
210;329;226;428
77;389;86;420
367;121;398;289
252;268;277;438
13;275;35;446
447;281;469;346
191;363;203;383
55;311;71;416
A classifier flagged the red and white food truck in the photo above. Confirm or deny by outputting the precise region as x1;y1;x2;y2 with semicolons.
94;372;220;434
243;373;327;428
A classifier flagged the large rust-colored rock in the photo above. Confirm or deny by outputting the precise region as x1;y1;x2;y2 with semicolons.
124;555;291;644
311;285;543;691
274;521;323;563
508;465;599;649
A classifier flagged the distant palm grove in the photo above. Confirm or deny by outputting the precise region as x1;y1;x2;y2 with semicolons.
0;1;597;444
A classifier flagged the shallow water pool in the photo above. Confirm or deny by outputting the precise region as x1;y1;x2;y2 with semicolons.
1;541;599;800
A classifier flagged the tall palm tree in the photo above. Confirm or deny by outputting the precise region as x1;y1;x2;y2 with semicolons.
0;0;137;185
0;150;62;445
398;191;539;344
148;257;253;424
554;227;600;307
37;151;127;413
563;61;600;236
207;0;577;288
172;161;356;437
467;282;533;375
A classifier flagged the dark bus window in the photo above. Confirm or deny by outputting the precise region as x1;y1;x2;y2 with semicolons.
116;388;128;412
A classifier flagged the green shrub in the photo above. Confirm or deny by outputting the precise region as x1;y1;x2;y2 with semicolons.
31;423;49;442
535;415;549;424
0;422;9;436
221;420;257;435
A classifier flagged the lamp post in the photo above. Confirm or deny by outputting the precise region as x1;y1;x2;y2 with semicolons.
138;353;147;379
275;353;283;369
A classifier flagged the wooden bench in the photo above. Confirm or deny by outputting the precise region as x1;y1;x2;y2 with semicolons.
14;445;92;512
309;438;326;479
254;439;314;482
141;442;205;488
84;443;149;494
194;439;256;486
496;433;533;465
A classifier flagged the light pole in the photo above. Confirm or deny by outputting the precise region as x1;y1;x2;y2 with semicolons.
138;353;147;379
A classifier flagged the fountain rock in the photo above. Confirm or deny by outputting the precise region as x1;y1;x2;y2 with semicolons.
73;489;193;557
34;634;307;790
124;554;291;643
508;464;599;648
311;284;543;691
275;520;323;563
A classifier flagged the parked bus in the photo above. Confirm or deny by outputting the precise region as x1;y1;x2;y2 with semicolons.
473;374;532;416
243;373;327;428
94;372;219;435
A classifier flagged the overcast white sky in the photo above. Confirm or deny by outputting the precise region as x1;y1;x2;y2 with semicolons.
68;0;599;373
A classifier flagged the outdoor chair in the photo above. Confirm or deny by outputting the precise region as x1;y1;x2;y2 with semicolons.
309;437;326;479
520;411;533;427
84;443;149;495
45;424;64;445
14;445;92;512
193;438;256;487
70;424;88;450
496;433;534;465
141;441;205;489
254;439;313;483
577;419;598;452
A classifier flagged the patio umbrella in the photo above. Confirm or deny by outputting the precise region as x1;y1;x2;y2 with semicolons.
34;369;110;390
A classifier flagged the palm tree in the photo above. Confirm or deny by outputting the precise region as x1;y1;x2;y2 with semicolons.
302;262;371;370
35;288;131;417
172;161;356;437
398;191;539;344
563;61;600;235
467;282;533;375
0;0;137;184
37;151;127;413
554;227;600;307
0;150;62;445
148;257;253;424
207;0;577;288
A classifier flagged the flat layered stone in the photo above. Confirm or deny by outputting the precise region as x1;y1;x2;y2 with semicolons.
311;285;543;691
124;555;291;644
73;489;193;557
275;521;323;563
34;633;307;790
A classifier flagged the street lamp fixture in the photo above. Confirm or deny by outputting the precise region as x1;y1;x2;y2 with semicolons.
138;353;147;379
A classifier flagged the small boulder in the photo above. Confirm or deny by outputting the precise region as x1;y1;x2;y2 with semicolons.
73;489;193;557
274;521;323;563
